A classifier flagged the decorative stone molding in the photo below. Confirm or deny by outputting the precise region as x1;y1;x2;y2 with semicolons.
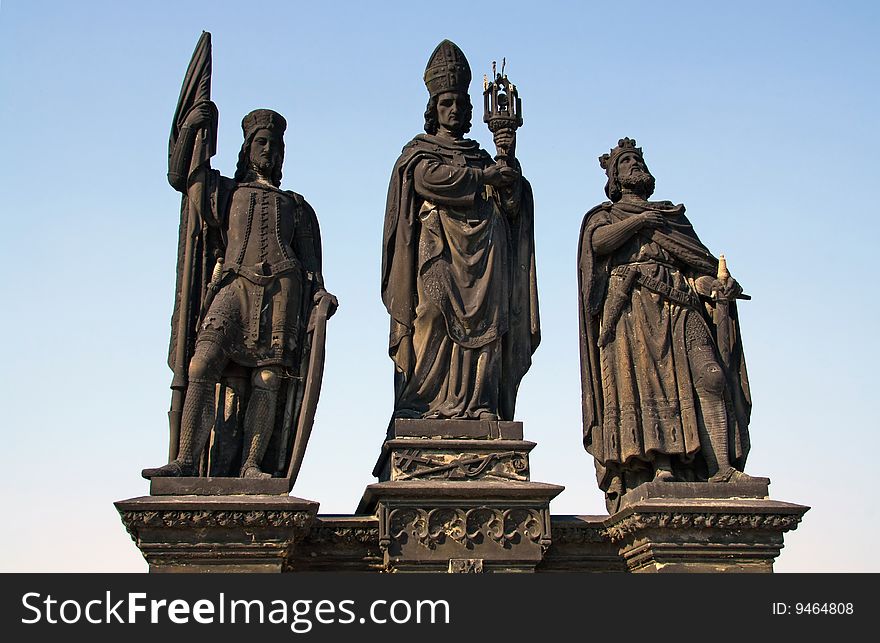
449;559;484;573
307;523;379;546
115;495;319;573
120;509;311;541
604;511;804;543
392;450;529;482
601;495;810;573
385;506;544;552
550;524;608;545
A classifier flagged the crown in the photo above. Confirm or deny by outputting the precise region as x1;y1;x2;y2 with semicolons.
241;109;287;138
599;137;643;172
424;40;471;97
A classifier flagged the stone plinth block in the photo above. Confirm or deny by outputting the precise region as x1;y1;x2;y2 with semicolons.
373;419;532;483
149;477;291;496
604;482;809;573
115;495;318;573
358;480;564;573
388;418;524;440
375;438;536;483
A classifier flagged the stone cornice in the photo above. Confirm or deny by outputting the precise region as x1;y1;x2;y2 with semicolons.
604;511;806;543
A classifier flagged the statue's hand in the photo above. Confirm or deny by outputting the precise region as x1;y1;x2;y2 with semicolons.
694;275;716;297
716;276;743;301
313;289;339;318
493;128;516;157
637;210;666;229
183;101;216;129
483;164;519;188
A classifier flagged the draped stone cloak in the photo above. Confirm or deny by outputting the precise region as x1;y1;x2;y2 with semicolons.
382;133;539;420
577;200;750;494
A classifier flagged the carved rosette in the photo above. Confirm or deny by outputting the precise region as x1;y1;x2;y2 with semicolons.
604;512;805;543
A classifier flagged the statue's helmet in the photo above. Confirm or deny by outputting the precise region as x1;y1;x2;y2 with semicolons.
599;137;654;201
424;40;471;97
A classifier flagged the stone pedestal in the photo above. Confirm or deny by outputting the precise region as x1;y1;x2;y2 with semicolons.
115;495;318;573
604;479;809;573
358;419;564;572
373;418;533;483
117;429;807;573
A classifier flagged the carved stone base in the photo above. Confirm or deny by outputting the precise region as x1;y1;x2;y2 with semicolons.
115;495;318;573
358;480;564;572
604;482;809;573
373;419;533;483
149;477;290;496
361;419;564;572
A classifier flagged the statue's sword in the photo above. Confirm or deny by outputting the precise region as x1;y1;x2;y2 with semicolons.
712;254;751;370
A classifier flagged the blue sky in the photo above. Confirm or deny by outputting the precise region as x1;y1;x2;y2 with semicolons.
1;0;877;572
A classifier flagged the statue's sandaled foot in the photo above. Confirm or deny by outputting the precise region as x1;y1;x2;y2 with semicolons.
241;465;271;479
709;467;753;483
477;411;499;421
141;460;194;479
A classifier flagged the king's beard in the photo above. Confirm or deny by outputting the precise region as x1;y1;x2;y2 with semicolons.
249;157;277;183
254;157;274;174
618;169;654;197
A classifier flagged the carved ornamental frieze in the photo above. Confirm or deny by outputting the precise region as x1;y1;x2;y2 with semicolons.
391;449;529;482
385;506;544;551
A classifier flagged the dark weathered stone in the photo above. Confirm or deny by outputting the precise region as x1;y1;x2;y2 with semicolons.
358;481;563;573
140;31;336;490
359;479;563;509
603;493;809;573
149;476;290;496
388;418;523;440
381;40;538;422
578;138;761;512
373;438;535;483
115;495;318;573
448;559;484;573
374;420;532;482
538;516;627;572
293;516;384;572
618;478;771;509
115;497;808;573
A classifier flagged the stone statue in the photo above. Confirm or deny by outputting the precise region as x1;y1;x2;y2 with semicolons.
143;32;336;483
578;138;752;512
381;40;539;422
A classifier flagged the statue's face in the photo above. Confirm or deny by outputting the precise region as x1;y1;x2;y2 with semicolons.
436;91;469;136
617;152;647;177
249;128;283;176
616;152;654;196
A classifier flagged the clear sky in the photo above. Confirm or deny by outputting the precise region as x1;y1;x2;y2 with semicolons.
1;0;877;572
